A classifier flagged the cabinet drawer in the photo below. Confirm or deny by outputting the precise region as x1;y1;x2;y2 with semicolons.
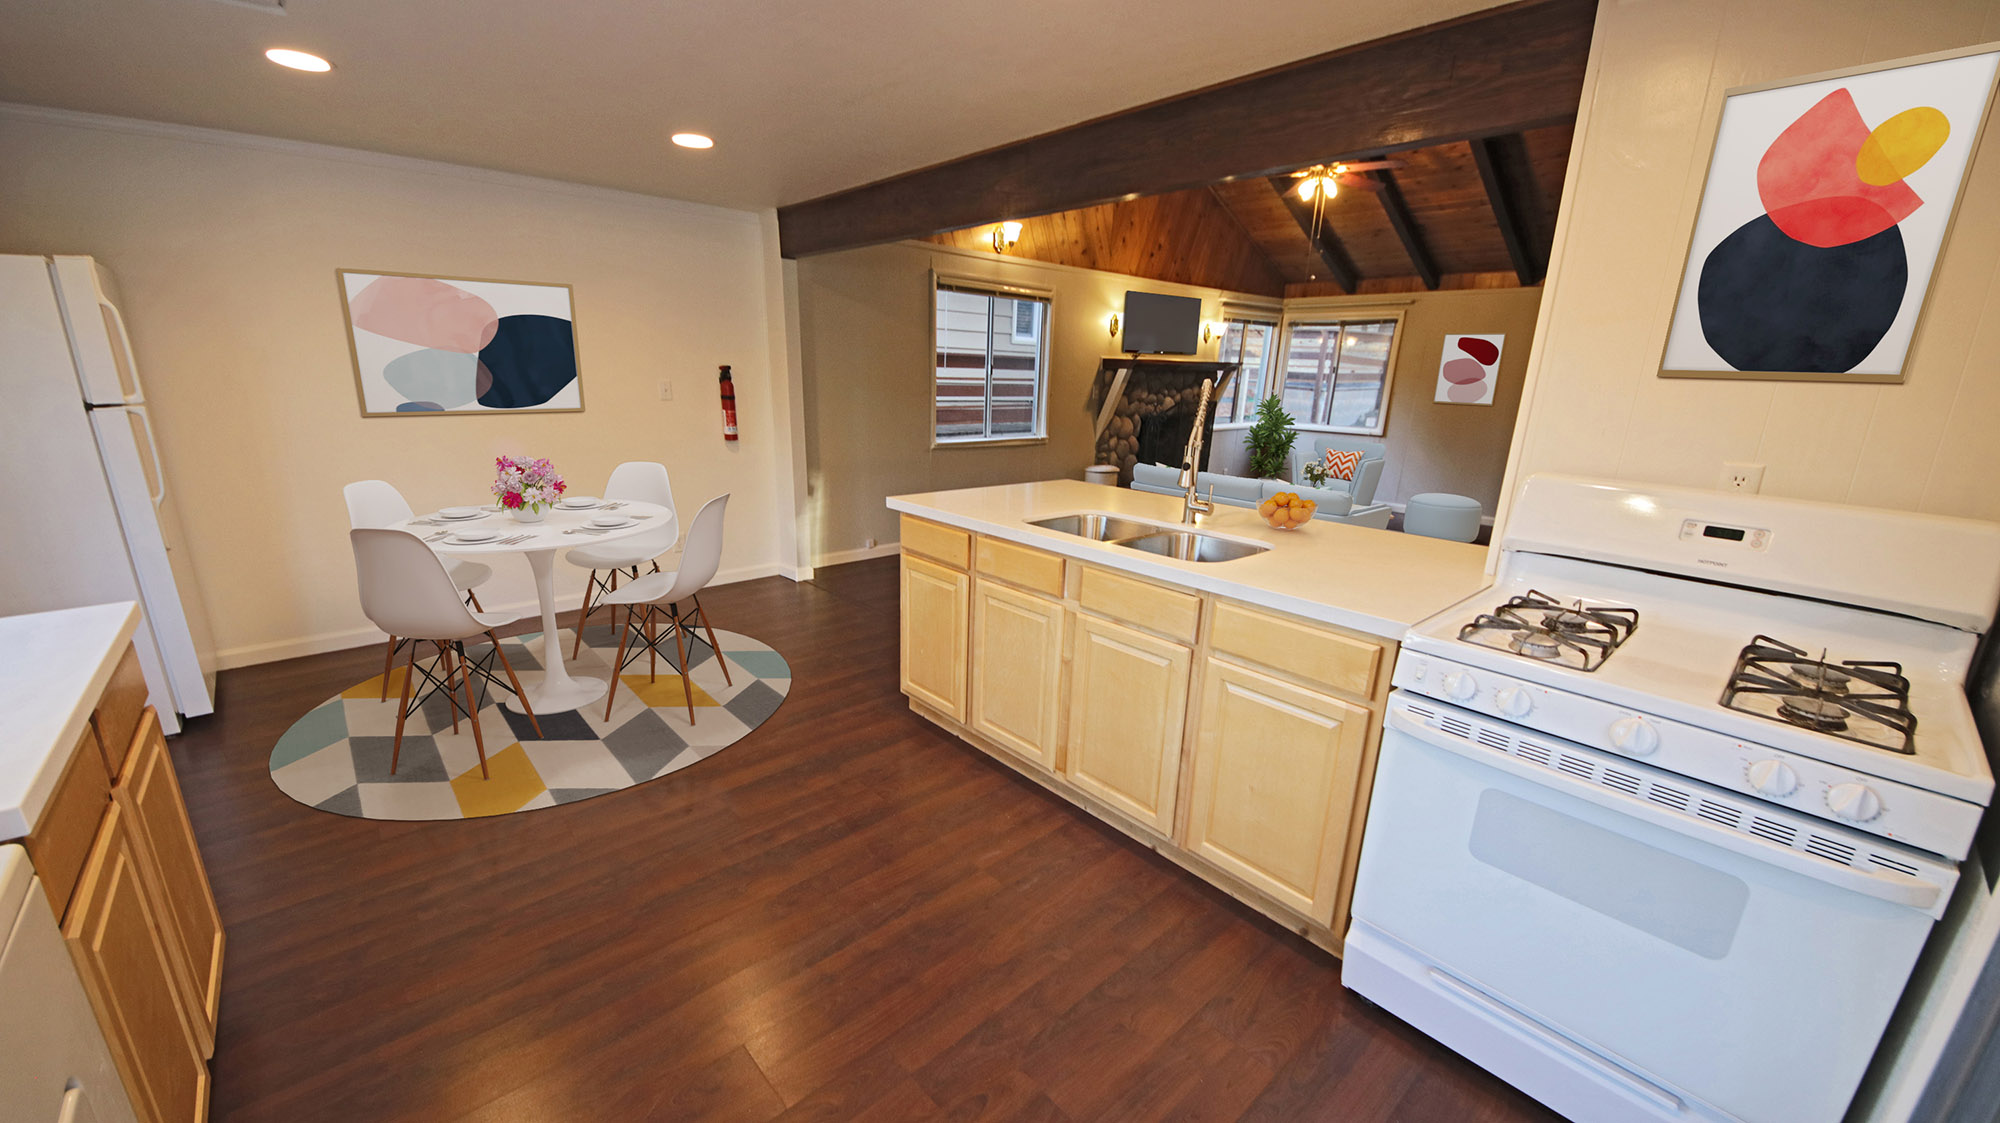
901;515;971;570
975;537;1064;597
1077;566;1201;643
1210;601;1382;699
25;726;112;921
92;644;150;782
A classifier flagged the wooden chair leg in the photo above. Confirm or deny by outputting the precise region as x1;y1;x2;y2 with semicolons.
605;605;635;722
487;630;542;738
391;640;418;775
438;642;461;734
573;570;600;659
457;642;489;779
467;589;484;612
672;617;694;724
694;595;731;686
380;636;400;701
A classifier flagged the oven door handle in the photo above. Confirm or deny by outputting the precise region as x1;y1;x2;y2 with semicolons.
1387;706;1946;911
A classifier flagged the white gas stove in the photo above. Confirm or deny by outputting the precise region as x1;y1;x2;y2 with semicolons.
1346;476;2000;1123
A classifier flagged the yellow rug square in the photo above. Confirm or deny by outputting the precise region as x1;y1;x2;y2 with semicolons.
618;673;720;709
450;742;546;817
342;664;410;700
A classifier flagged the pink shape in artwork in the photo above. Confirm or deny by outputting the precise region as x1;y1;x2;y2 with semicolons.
1455;337;1500;365
1447;380;1490;403
1441;357;1489;385
1756;88;1921;248
350;276;501;353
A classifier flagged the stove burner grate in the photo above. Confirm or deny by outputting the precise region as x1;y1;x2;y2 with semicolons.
1458;589;1638;672
1721;635;1915;754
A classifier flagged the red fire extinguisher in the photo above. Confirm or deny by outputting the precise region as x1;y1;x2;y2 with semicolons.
718;364;739;441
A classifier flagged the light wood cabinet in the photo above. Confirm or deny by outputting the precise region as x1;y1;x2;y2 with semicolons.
1063;614;1190;835
969;581;1065;769
116;711;225;1057
900;554;970;722
64;802;210;1123
1185;658;1371;925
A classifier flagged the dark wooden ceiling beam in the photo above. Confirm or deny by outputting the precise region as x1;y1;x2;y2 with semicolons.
1471;134;1544;284
776;0;1596;257
1269;178;1359;294
1368;170;1439;290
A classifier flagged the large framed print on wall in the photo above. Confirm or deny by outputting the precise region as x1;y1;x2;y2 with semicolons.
1659;44;1999;383
339;270;584;416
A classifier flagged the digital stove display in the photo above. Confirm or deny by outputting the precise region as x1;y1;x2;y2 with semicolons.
1456;589;1639;672
1720;635;1916;754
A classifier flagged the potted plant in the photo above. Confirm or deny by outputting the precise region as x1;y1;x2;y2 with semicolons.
492;455;566;522
1245;395;1297;480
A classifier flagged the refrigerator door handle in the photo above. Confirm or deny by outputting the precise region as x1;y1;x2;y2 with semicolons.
132;408;167;508
99;299;146;404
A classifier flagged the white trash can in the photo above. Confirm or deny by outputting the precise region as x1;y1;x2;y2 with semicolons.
1083;465;1118;487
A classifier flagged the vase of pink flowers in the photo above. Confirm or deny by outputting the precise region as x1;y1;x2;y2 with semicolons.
492;455;565;523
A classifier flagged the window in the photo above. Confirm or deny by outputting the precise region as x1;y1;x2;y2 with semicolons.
1211;317;1278;425
1277;316;1399;434
933;279;1050;444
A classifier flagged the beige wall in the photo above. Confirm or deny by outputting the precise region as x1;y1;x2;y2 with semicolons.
1211;287;1541;515
796;241;1269;562
0;106;799;667
1502;0;2000;527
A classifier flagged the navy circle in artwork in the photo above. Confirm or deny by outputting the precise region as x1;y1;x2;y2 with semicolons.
1697;215;1906;374
475;315;578;409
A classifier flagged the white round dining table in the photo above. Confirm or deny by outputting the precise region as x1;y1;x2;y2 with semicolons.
399;500;673;714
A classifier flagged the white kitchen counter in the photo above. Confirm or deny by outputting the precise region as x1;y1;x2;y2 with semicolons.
0;602;139;839
887;480;1492;640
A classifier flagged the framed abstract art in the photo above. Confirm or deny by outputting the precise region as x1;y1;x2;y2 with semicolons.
338;270;584;415
1659;44;1999;382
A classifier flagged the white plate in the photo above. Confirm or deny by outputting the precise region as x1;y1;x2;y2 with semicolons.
437;507;483;520
448;530;502;544
559;496;601;509
588;516;636;529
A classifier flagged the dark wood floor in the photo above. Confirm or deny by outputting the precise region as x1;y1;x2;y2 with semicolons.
172;557;1558;1122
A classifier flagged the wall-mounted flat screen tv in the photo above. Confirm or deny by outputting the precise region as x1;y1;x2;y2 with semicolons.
1122;291;1201;356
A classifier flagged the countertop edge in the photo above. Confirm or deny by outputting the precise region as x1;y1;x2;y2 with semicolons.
0;602;140;841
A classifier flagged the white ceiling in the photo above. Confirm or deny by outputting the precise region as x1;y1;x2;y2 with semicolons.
0;0;1504;212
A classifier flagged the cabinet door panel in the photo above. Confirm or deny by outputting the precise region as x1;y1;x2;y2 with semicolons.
1064;615;1190;834
116;710;224;1057
900;554;969;722
1188;659;1370;925
64;803;208;1123
970;582;1064;768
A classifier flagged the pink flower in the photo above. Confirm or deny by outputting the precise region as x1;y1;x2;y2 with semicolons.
501;491;522;509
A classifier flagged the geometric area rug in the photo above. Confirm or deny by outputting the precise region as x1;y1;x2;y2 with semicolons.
267;626;790;821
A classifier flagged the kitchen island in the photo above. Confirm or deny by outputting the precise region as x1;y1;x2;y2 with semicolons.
887;479;1491;953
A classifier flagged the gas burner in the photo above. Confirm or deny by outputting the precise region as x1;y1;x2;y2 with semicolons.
1721;635;1915;754
1457;589;1638;672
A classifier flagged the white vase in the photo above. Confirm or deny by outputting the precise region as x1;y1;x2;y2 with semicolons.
510;506;546;524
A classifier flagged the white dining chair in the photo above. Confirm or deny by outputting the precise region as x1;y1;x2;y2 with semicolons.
597;494;730;723
349;528;541;779
564;461;680;659
344;479;495;701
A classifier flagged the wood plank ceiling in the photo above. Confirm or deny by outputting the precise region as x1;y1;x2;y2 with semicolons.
926;123;1572;298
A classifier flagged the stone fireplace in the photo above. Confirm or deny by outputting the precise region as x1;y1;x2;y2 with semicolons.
1087;358;1240;486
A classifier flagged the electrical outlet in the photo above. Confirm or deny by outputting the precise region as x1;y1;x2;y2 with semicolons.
1720;462;1765;493
864;537;877;549
658;380;674;401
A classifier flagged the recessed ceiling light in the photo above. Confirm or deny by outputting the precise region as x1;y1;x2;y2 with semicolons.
671;133;714;150
265;48;332;73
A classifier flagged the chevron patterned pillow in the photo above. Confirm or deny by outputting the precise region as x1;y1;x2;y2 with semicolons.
1323;448;1363;481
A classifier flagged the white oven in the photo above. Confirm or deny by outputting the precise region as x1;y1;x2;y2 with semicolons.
1347;696;1957;1123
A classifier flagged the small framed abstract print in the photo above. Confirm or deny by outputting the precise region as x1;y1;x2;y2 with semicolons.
1659;44;1999;382
338;270;584;415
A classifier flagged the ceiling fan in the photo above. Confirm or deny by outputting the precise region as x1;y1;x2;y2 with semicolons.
1288;158;1402;201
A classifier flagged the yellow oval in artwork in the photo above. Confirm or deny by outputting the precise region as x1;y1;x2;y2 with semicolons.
1856;106;1950;185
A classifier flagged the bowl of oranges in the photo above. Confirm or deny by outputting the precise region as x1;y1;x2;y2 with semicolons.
1258;491;1317;530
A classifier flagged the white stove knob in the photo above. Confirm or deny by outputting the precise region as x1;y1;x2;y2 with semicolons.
1495;687;1534;718
1747;759;1799;797
1828;782;1884;823
1442;672;1478;702
1608;716;1659;756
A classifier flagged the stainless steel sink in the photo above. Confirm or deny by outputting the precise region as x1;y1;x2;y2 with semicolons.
1027;513;1163;542
1120;531;1270;563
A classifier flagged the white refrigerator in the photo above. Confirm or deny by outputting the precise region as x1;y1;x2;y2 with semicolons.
0;255;216;733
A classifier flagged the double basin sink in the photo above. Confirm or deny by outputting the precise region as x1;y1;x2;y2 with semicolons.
1027;513;1270;563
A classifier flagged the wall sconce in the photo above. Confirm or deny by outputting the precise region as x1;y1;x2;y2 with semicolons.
1202;321;1222;345
1107;312;1120;339
991;221;1022;253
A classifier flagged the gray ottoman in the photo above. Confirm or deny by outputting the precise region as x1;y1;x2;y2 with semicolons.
1404;492;1483;542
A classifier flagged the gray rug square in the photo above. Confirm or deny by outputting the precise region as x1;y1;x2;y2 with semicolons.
601;708;690;783
724;681;785;729
351;735;449;783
